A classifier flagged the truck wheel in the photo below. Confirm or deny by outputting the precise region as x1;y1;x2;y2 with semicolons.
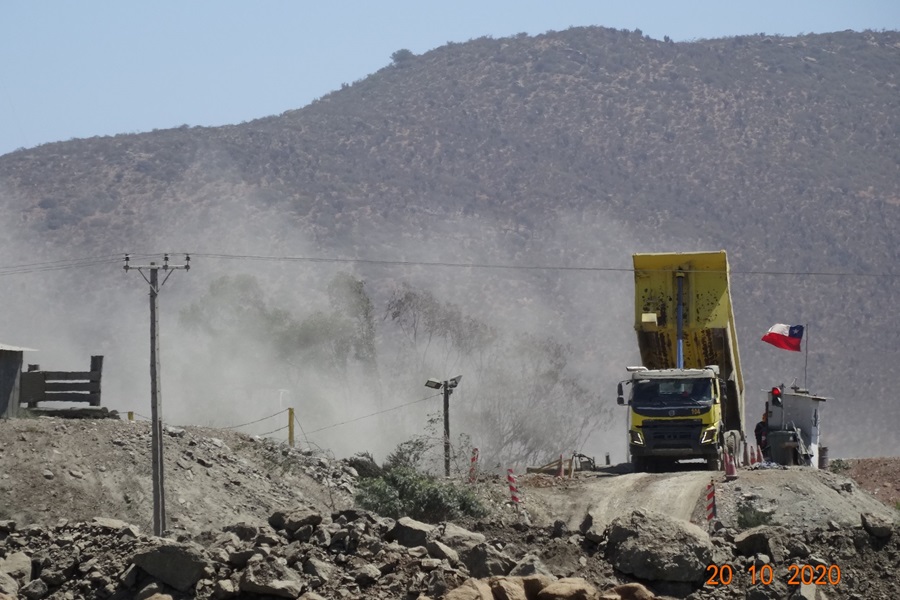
706;450;723;471
632;457;647;473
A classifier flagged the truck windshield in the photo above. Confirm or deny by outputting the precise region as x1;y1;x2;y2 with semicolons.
632;378;714;406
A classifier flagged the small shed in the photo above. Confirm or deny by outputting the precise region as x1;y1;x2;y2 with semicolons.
0;342;37;419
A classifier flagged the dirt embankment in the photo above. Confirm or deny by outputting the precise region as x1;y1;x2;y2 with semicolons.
0;417;352;535
514;465;898;533
841;457;900;508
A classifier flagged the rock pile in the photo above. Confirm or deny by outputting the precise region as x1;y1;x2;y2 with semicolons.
0;503;896;600
442;508;898;600
0;508;536;599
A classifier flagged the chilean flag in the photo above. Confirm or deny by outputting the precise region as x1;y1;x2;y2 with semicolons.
761;324;804;352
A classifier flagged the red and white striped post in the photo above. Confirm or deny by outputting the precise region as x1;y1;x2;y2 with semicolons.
705;479;717;526
507;468;521;509
468;448;479;483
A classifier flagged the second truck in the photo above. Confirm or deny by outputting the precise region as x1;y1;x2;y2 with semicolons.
617;251;745;472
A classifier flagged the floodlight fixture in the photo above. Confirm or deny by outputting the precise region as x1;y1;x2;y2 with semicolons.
424;378;443;389
447;375;462;389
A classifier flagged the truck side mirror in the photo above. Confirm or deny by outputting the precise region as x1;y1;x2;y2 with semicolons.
617;382;625;405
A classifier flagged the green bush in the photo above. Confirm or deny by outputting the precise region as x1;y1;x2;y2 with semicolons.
828;459;850;474
356;467;487;523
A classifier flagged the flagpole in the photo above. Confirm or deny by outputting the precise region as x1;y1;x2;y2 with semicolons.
804;322;809;390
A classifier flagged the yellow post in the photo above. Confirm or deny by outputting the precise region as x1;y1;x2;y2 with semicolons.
128;411;134;421
288;407;295;448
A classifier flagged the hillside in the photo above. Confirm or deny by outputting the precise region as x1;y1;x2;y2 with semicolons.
0;27;898;460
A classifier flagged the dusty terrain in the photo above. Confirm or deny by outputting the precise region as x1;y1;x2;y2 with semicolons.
0;417;353;535
0;415;898;599
841;457;900;509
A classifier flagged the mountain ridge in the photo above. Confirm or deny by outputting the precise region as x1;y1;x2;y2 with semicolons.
0;26;897;458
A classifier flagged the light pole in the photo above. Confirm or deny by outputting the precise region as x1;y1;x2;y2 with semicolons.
425;375;462;477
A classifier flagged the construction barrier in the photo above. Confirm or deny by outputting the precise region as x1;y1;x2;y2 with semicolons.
706;480;717;523
507;469;521;505
468;448;479;483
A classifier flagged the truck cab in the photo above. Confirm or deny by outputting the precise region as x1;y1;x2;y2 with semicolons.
619;367;725;471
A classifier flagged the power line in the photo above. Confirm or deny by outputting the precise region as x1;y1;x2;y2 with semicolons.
188;253;899;279
0;251;896;279
222;408;289;430
304;393;442;435
0;255;125;276
257;424;289;437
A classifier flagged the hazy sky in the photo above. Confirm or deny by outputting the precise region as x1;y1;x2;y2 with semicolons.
1;1;898;156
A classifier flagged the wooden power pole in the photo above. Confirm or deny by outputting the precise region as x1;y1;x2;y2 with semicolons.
125;254;190;536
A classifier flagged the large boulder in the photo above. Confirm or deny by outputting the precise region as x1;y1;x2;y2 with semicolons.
270;506;324;533
239;555;305;598
0;552;31;585
439;522;487;551
0;573;17;596
132;541;210;592
462;543;517;578
427;539;460;565
489;577;528;600
536;577;600;599
508;554;555;578
389;517;436;548
605;509;713;583
600;583;655;600
445;578;494;600
860;512;893;539
733;525;788;563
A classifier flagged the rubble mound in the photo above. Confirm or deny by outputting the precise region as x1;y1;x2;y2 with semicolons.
0;417;355;535
1;418;899;599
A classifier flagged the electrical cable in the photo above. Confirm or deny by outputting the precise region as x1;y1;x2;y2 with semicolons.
304;393;442;435
221;409;289;430
256;424;289;437
0;251;895;279
185;252;898;279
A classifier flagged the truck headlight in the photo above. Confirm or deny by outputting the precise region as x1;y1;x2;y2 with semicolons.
629;430;644;445
700;427;718;444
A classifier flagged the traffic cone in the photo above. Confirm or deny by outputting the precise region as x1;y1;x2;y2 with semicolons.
748;445;757;466
756;445;764;464
724;451;738;481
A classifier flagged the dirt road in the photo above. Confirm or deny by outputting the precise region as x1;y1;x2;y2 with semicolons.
519;467;899;531
522;470;713;530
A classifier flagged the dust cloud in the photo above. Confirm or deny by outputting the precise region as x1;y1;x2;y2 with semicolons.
0;176;645;468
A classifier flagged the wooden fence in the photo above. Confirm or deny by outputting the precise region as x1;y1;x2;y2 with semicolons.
20;355;103;408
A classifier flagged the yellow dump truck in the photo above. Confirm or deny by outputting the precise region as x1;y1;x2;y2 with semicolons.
616;251;745;472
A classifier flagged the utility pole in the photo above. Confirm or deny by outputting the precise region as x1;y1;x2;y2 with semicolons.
442;382;451;477
124;253;190;536
425;375;462;477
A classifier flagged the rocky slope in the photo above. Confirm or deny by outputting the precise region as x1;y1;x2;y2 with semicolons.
0;416;898;599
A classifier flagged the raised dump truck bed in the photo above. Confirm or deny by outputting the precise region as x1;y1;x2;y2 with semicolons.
618;251;746;471
632;251;745;433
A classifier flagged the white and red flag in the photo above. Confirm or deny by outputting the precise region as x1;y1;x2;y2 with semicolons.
761;324;804;352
